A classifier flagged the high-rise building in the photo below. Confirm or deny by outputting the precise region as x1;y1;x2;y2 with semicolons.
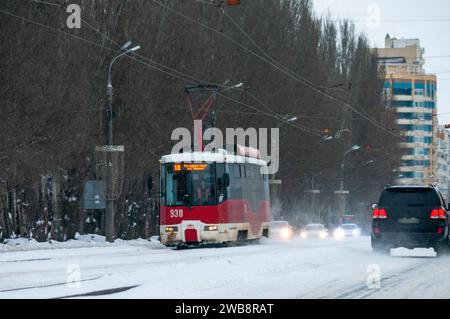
377;34;438;185
436;126;450;200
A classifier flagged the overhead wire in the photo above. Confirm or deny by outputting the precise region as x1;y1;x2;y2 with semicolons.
27;0;329;135
152;0;401;138
2;2;326;137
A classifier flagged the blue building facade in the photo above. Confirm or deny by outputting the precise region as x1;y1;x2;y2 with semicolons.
384;76;437;185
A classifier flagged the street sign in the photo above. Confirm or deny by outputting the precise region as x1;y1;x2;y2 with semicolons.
95;145;125;200
83;180;106;209
95;145;124;152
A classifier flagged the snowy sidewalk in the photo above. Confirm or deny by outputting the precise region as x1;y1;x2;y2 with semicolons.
0;234;165;253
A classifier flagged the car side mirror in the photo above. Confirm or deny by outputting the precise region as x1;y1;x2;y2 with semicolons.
371;203;378;210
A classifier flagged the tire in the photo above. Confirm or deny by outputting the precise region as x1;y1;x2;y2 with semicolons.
434;242;449;257
371;239;391;255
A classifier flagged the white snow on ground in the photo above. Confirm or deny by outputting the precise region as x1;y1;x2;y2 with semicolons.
0;234;164;252
0;236;449;299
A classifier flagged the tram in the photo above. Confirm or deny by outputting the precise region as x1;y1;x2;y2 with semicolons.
159;146;271;246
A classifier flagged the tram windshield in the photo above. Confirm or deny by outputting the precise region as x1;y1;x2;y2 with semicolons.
163;163;217;207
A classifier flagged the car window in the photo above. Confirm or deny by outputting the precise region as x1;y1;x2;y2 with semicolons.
379;188;441;207
272;222;288;229
306;225;323;231
342;224;357;230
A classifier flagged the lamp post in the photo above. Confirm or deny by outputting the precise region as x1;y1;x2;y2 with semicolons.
106;42;141;145
333;144;360;222
104;41;141;243
272;115;297;178
269;115;297;220
340;145;361;191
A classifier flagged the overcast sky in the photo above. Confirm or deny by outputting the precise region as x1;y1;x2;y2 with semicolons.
312;0;450;124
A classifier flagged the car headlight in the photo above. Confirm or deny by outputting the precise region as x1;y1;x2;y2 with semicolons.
165;226;178;233
334;228;344;239
281;228;291;239
320;231;328;239
352;229;360;236
300;232;307;239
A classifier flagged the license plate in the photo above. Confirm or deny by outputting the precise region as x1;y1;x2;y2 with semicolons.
398;217;420;224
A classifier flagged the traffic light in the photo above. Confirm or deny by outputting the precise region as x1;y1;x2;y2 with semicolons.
227;0;241;5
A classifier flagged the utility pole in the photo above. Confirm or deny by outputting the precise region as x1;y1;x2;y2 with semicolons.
105;81;114;242
104;42;140;242
334;145;360;222
270;116;297;220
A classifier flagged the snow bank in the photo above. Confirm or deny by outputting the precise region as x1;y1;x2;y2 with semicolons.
0;235;164;253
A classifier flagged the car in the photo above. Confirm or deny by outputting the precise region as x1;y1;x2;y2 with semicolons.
269;221;294;240
371;185;450;256
334;223;361;239
300;223;328;239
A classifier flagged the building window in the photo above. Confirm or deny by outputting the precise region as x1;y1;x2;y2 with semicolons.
405;136;433;144
399;125;433;132
393;88;412;96
400;172;424;179
397;112;432;120
392;100;414;108
404;148;431;156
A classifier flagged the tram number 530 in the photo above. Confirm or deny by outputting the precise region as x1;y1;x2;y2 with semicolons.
170;209;184;218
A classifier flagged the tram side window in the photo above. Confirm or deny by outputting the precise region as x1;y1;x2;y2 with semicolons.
253;164;266;202
256;165;265;201
227;163;267;202
216;163;228;203
243;164;260;203
227;163;243;200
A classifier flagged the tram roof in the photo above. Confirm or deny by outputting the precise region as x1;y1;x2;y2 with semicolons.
161;152;268;167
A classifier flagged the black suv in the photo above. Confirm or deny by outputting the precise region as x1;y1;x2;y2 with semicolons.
371;185;450;256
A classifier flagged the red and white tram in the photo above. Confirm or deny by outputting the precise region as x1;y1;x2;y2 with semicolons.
159;147;271;247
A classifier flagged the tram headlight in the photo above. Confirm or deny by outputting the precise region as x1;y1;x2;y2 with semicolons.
204;225;219;231
165;226;178;233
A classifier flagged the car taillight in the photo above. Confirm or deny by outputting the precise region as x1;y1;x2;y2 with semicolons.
373;208;387;219
430;208;446;220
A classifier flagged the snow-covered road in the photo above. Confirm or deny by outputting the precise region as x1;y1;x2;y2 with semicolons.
1;236;449;299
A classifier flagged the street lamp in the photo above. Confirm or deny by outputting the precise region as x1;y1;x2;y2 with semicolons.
320;135;334;142
277;115;298;128
320;128;352;142
273;115;298;177
335;128;352;140
270;115;298;221
272;115;297;175
107;43;141;144
340;145;360;191
104;41;141;243
223;82;244;92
